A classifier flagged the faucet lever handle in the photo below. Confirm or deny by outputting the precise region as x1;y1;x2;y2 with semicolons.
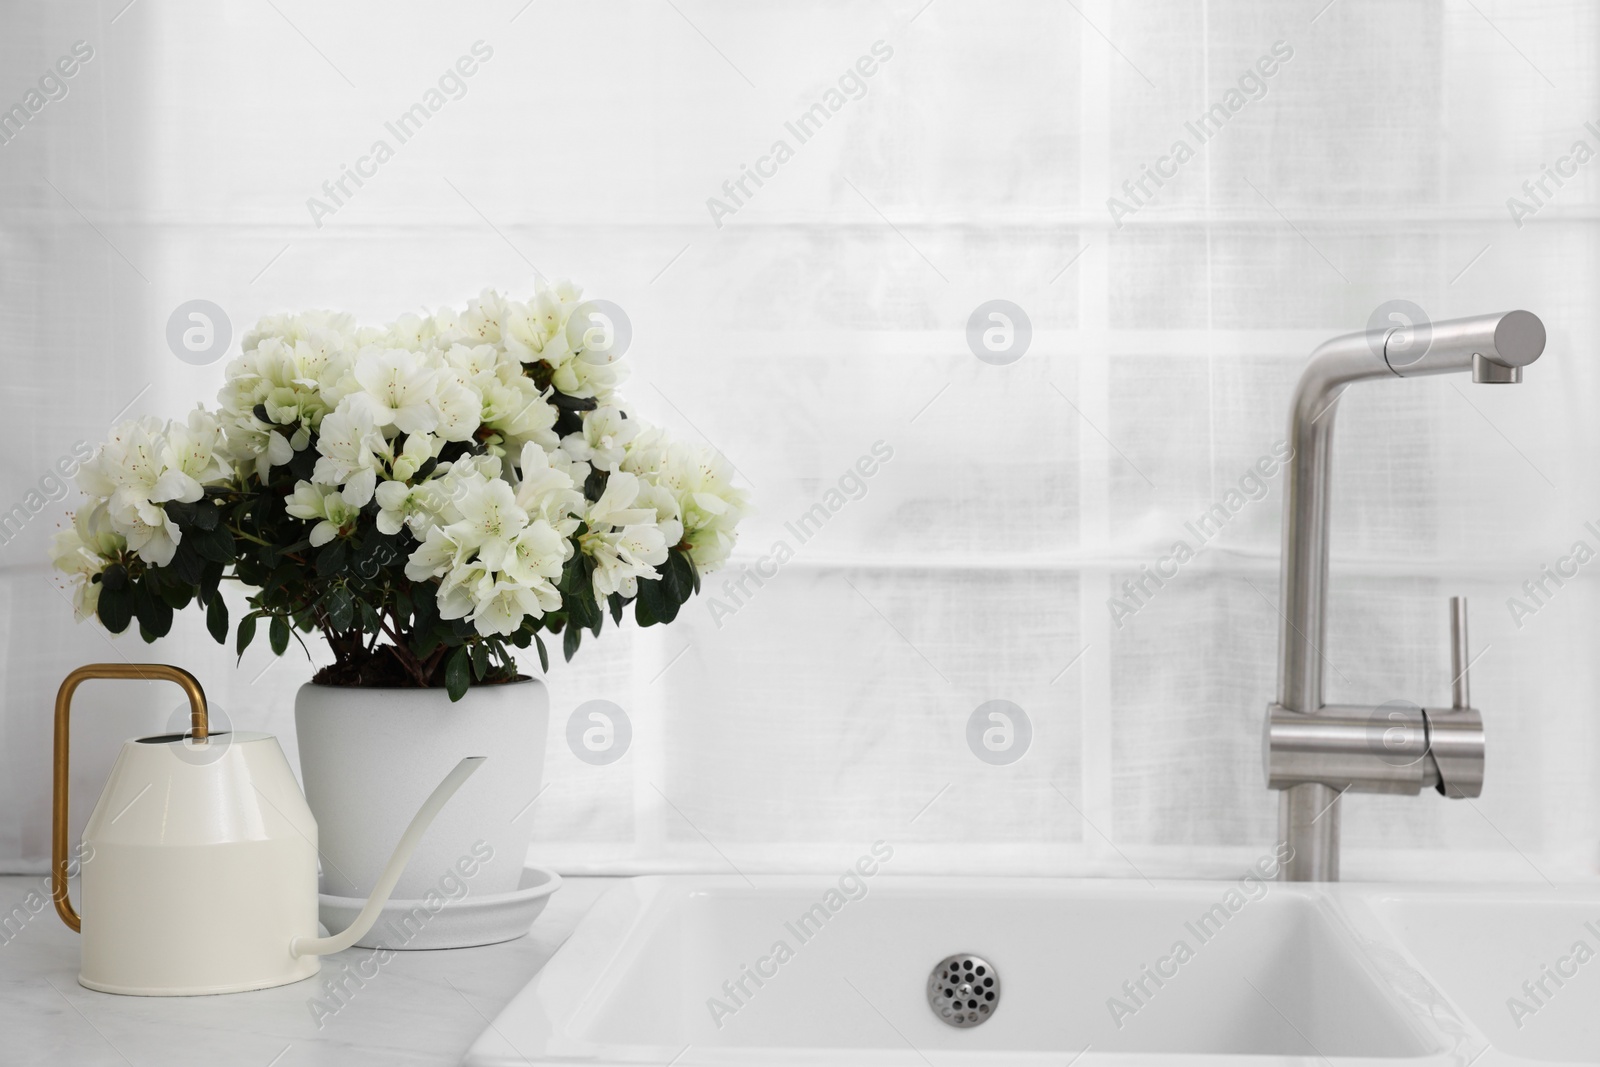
1448;596;1470;709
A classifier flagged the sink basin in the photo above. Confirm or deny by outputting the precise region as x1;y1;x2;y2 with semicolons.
464;875;1455;1065
1355;888;1600;1063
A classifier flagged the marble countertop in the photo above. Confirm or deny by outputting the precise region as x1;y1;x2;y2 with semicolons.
0;873;611;1066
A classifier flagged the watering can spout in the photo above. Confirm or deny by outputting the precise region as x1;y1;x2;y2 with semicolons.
290;756;486;959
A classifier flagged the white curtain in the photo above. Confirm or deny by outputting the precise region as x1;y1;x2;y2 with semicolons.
2;0;1597;883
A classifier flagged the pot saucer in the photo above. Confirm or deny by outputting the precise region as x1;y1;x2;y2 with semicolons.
317;865;562;951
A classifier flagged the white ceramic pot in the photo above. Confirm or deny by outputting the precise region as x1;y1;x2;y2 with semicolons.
294;679;548;903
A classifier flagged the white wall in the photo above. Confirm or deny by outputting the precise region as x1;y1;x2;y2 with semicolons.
2;0;1597;882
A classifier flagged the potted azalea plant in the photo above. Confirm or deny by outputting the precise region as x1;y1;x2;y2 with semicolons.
51;283;746;942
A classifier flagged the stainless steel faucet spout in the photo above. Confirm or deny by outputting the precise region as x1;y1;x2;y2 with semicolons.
1381;308;1545;381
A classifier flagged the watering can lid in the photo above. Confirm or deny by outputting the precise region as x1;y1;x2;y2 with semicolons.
128;730;275;746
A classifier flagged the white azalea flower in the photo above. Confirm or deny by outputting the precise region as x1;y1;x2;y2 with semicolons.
164;407;233;490
218;418;294;482
118;506;183;568
562;405;636;472
443;478;528;572
351;348;443;435
436;559;492;620
635;479;685;549
502;282;581;362
585;522;668;599
403;525;465;581
471;579;541;637
585;471;657;528
444;342;502;382
658;442;749;572
361;311;437;351
390;431;437;481
241;309;358;354
457;289;507;346
502;302;550;363
512;442;583;538
284;482;358;547
620;422;670;478
432;370;484;443
311;401;386;506
502;523;567;595
50;503;123;620
581;471;670;598
425;454;504;533
76;412;229;568
551;346;625;401
547;446;590;488
482;373;558;453
374;479;425;536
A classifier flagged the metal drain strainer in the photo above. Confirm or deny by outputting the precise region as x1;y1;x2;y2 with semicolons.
927;954;1000;1027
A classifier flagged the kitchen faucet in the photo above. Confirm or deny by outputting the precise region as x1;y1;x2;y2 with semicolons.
1263;310;1546;881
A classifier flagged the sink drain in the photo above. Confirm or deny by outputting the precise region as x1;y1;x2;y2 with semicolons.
927;954;999;1027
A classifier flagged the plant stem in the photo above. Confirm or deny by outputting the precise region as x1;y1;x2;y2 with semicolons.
224;524;307;564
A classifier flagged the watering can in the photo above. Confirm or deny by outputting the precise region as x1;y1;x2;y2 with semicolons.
51;663;483;995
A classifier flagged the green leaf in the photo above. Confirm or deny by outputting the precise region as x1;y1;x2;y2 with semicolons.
100;563;127;592
412;581;438;629
269;614;290;656
206;592;228;644
534;632;549;673
191;502;220;531
288;443;317;481
565;580;601;632
665;550;694;603
163;500;198;527
157;580;192;611
167;543;204;586
635;578;665;627
316;539;348;578
548;390;599;412
659;591;682;625
97;582;133;633
263;562;299;597
133;580;173;638
411;627;443;659
326;586;354;631
199;560;224;603
193;524;236;564
608;592;624;625
557;549;590;596
562;623;581;662
470;641;488;680
236;613;257;658
445;645;471;701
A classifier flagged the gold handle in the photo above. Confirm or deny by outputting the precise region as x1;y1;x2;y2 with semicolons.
52;663;208;933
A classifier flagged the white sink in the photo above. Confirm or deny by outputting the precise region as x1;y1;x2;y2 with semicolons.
460;875;1579;1065
1344;888;1600;1063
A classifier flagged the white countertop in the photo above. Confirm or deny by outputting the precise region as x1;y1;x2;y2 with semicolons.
0;873;611;1066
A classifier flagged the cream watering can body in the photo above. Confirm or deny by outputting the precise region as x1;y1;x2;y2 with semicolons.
53;664;483;996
